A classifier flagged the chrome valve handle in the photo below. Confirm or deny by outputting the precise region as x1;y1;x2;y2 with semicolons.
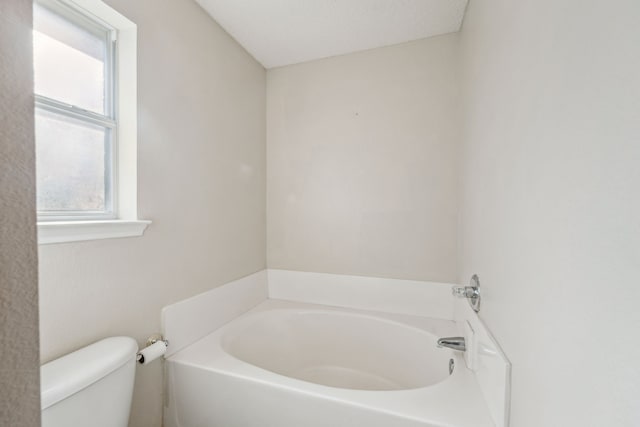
452;286;478;299
451;274;481;313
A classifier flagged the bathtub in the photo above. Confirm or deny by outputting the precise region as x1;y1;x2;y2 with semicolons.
165;299;495;427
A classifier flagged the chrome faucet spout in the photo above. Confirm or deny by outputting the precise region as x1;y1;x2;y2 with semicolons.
437;337;466;352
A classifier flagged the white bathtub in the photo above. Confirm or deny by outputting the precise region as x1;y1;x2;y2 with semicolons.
165;300;495;427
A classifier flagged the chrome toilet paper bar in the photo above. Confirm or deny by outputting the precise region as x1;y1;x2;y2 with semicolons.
136;334;169;364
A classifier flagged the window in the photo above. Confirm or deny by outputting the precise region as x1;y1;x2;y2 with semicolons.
33;0;150;244
34;0;116;219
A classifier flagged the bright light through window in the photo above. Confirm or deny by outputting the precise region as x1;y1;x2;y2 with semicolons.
33;0;116;219
35;109;108;211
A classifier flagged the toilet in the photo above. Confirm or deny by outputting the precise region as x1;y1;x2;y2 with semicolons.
41;337;138;427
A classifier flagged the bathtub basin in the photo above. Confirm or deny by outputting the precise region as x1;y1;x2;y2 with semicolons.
222;308;453;391
165;299;495;427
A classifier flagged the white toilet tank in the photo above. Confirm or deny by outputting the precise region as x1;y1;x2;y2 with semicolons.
41;337;138;427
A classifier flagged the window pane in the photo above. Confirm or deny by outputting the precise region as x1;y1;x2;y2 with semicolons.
33;2;108;114
35;108;110;213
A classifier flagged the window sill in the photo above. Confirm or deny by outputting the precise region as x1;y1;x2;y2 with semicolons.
37;220;152;245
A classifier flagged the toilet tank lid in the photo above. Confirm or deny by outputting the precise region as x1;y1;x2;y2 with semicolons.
41;336;138;410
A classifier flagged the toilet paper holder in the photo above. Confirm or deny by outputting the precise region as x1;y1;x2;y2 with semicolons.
136;333;169;364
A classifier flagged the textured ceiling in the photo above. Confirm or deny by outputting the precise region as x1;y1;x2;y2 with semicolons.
195;0;469;69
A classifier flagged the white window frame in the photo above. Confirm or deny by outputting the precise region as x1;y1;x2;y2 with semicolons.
35;0;117;221
35;0;150;244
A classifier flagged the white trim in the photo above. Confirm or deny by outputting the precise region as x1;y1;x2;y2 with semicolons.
105;3;138;220
454;297;511;427
65;0;136;29
34;95;117;128
35;0;141;229
38;220;151;244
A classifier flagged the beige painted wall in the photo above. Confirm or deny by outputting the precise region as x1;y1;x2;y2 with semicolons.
0;0;40;426
267;36;459;282
37;1;266;426
458;0;640;425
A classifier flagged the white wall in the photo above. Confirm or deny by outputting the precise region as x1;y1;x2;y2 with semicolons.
267;37;459;282
37;1;266;426
0;0;40;425
458;0;640;425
